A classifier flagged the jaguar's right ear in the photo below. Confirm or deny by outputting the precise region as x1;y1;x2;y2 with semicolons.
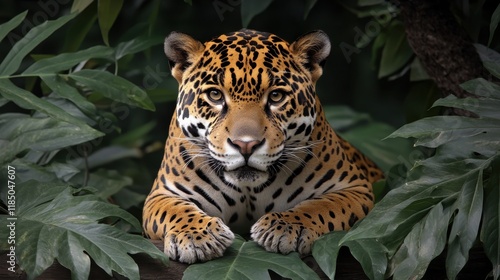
164;32;204;83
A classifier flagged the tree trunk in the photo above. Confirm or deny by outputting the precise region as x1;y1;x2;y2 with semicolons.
395;0;491;115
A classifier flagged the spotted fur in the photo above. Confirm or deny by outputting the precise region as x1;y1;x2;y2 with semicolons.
142;29;384;264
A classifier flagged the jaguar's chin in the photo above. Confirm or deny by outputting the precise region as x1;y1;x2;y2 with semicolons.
224;166;269;187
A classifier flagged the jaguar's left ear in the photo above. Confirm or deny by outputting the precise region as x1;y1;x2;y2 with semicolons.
290;30;331;83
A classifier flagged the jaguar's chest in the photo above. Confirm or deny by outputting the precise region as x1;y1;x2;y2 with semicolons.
191;165;324;234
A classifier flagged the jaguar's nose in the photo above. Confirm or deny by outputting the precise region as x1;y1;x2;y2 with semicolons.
227;138;265;161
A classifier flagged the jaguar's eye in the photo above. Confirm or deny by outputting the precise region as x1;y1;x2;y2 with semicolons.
268;91;285;105
206;90;224;104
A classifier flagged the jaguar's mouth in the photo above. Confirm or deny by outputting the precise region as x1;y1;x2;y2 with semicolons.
224;166;268;185
234;166;265;179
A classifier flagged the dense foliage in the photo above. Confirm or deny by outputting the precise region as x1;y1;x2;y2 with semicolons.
0;0;499;279
0;4;169;279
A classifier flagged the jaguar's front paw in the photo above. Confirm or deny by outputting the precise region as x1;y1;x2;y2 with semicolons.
250;212;319;255
164;216;234;264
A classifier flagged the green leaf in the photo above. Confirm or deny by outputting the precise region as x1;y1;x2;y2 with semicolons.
146;87;178;103
0;11;27;44
313;232;387;280
47;162;81;181
337;0;394;18
433;95;500;119
378;21;413;78
391;203;451;280
0;79;103;130
324;105;371;129
409;58;430;81
0;96;8;107
0;80;104;165
341;59;500;279
241;0;274;27
356;0;387;6
5;159;80;183
68;146;141;170
40;75;97;117
112;121;156;146
370;29;387;67
98;0;124;46
461;77;500;99
114;35;163;60
0;180;67;214
0;13;76;76
481;161;500;279
342;159;486;253
183;235;319;280
23;45;114;74
43;96;96;125
0;114;101;165
63;6;98;52
325;106;412;172
489;4;500;46
147;0;161;35
303;0;317;19
0;183;168;279
1;159;57;184
404;81;440;123
112;187;147;210
388;115;500;148
340;122;412;172
71;169;133;198
476;44;500;78
446;169;484;279
312;231;346;279
348;239;387;280
71;0;95;13
67;69;155;111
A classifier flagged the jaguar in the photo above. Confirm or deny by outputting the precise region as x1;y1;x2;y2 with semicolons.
142;29;384;264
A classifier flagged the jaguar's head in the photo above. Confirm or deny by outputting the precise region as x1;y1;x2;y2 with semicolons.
165;29;331;187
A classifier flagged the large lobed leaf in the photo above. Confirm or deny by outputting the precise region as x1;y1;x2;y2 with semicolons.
446;168;484;279
312;232;345;279
0;182;168;280
334;69;500;279
476;43;500;79
389;202;451;279
313;231;387;280
183;235;318;280
481;161;500;279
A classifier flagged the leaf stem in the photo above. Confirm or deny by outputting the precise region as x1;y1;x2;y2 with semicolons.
82;145;89;186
